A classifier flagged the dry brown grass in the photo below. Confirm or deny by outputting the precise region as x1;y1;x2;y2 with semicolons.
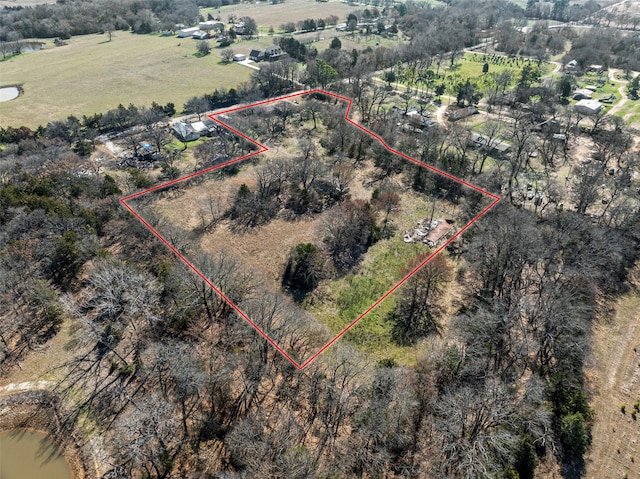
150;149;384;288
203;0;354;31
585;279;640;479
0;319;78;387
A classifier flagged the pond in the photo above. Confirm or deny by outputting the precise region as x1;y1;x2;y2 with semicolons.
0;87;20;102
0;429;73;479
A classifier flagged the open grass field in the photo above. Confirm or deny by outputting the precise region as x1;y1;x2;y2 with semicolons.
0;32;253;128
613;99;640;128
202;0;354;30
379;52;554;99
445;52;554;90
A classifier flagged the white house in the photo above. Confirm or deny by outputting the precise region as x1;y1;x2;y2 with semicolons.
177;27;199;38
565;59;578;71
199;21;224;32
172;122;200;142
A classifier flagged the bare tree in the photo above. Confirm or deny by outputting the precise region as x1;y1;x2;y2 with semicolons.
183;96;210;119
110;392;184;478
318;200;378;272
433;378;520;479
472;120;503;174
196;40;211;56
390;253;453;345
221;48;235;63
571;161;603;215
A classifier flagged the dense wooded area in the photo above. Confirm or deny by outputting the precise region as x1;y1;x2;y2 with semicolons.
0;0;201;39
2;90;639;478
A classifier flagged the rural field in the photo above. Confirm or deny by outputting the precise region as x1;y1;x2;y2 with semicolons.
0;32;253;128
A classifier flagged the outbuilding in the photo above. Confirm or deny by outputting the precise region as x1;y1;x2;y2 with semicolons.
172;122;200;142
192;30;210;40
177;27;199;38
573;89;593;100
249;49;264;62
574;99;603;116
199;21;224;32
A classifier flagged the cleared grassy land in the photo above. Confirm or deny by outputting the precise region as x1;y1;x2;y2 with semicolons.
613;99;640;128
305;191;446;365
381;52;554;98
444;53;554;89
0;32;252;128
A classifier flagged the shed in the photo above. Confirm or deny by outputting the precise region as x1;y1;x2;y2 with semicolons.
469;132;511;157
178;27;199;38
424;219;456;247
573;89;593;100
191;121;209;135
446;106;478;121
192;31;210;40
574;99;603;116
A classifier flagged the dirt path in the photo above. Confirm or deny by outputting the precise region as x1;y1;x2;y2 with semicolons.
435;104;447;126
607;68;631;117
585;289;640;479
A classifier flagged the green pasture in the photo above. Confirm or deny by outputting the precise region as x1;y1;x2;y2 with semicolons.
614;99;640;127
380;52;554;99
305;194;438;365
0;32;252;128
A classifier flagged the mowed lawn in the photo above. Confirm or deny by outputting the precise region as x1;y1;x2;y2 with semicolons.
0;32;253;128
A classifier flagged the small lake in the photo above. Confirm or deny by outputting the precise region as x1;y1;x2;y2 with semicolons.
0;87;20;102
0;429;73;479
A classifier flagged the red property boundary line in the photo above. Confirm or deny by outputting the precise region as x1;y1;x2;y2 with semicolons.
120;89;500;370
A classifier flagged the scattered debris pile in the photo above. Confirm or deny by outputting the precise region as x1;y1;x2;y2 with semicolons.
403;218;455;247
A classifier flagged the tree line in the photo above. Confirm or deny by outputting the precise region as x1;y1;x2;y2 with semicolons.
0;0;200;40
